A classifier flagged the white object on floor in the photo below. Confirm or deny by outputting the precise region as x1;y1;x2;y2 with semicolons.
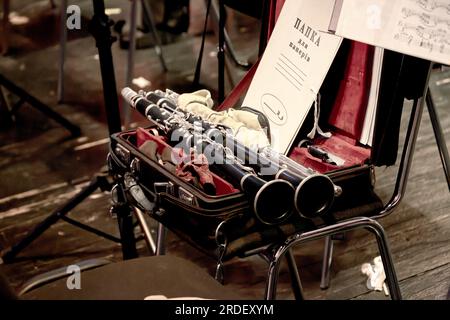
361;256;389;296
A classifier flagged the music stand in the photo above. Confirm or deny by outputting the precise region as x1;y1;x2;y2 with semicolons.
1;0;140;263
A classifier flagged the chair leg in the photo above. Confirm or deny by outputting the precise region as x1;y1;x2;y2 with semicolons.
365;225;402;300
115;203;138;260
320;236;334;290
156;223;167;256
264;217;402;300
285;249;305;300
264;249;283;300
134;207;157;254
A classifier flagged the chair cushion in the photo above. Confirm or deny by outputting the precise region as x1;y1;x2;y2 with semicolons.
21;256;242;300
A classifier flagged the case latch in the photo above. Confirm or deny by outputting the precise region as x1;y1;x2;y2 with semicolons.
115;143;131;165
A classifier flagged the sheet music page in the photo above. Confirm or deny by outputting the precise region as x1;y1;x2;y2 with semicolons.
335;0;450;65
360;47;384;146
242;0;342;154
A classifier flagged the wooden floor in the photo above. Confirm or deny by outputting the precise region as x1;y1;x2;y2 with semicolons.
0;1;450;300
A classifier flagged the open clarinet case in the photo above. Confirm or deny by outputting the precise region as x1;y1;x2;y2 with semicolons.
109;39;421;260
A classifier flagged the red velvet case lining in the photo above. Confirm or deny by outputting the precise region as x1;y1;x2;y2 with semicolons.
288;41;374;174
290;135;371;173
134;127;239;196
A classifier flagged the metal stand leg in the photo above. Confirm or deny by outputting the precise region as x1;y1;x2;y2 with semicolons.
426;89;450;191
141;0;168;72
285;249;305;300
209;0;250;69
123;0;138;127
156;223;167;256
57;0;68;104
0;84;13;123
2;0;130;264
88;0;123;136
114;204;138;260
0;74;81;137
134;207;156;254
320;236;334;290
1;175;121;263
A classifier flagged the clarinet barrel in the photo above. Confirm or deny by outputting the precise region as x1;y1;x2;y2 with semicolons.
262;148;339;219
200;141;295;225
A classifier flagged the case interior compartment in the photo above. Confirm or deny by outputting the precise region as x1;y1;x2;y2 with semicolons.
288;41;375;174
120;127;240;197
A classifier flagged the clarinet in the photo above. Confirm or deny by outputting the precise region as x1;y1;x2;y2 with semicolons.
142;90;340;219
122;88;295;225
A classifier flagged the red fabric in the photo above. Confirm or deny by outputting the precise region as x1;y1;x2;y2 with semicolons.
134;128;238;196
267;0;285;40
275;0;285;21
328;42;375;142
290;135;371;173
136;128;167;153
175;150;216;195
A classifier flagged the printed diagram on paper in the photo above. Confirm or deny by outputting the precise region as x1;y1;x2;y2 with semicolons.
395;0;450;56
334;0;450;65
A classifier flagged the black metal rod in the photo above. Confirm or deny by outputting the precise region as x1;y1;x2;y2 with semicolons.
285;249;305;300
156;223;167;256
426;89;450;191
367;226;402;300
115;204;138;260
379;63;432;217
141;0;168;71
0;73;81;137
89;0;122;136
209;0;250;69
60;216;121;243
320;236;334;290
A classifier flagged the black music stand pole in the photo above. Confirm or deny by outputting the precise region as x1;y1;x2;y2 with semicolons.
89;0;122;136
1;0;139;263
426;88;450;191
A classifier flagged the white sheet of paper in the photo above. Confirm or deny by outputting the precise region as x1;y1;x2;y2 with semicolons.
334;0;450;65
360;47;384;146
242;0;342;154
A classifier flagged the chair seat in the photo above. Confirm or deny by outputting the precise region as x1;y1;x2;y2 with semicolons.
22;256;242;300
